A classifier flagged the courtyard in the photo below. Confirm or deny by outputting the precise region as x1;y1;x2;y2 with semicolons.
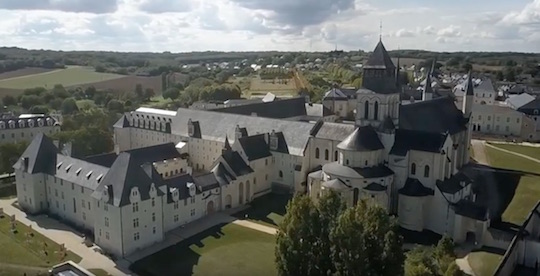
232;193;291;228
130;223;277;276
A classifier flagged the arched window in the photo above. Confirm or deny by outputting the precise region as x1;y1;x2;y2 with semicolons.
364;101;369;119
279;171;283;178
334;151;338;161
424;165;430;178
411;163;416;175
325;149;329;160
374;101;379;120
315;148;320;159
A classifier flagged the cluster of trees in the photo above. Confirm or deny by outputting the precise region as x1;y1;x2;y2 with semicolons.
2;85;80;115
0;141;28;173
276;192;404;275
276;191;464;276
162;77;241;105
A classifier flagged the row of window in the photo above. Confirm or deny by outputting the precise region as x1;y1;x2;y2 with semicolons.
0;129;56;140
315;148;338;161
410;163;430;178
472;124;512;133
474;115;520;124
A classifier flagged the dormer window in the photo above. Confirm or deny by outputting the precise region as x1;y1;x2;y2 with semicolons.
18;120;25;128
46;118;53;126
86;171;93;179
97;174;104;183
65;164;72;172
28;120;34;127
57;162;63;169
8;120;15;128
37;119;44;127
0;122;5;129
75;168;82;175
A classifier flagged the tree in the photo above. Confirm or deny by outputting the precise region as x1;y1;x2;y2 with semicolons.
331;200;404;275
405;236;460;276
505;67;516;82
444;263;464;276
52;84;69;98
462;63;473;72
496;71;504;81
144;88;155;101
2;95;16;106
134;84;144;99
316;190;346;275
61;98;79;115
20;95;43;110
275;195;322;276
107;99;124;113
163;87;180;100
0;141;28;173
29;105;49;114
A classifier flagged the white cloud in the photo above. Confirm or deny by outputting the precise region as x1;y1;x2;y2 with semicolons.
394;28;415;37
422;26;436;35
437;25;461;37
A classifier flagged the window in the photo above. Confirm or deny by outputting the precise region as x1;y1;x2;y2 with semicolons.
152;198;155;207
133;218;139;228
191;197;196;204
73;198;76;213
81;186;84;193
152;212;156;222
105;232;110;240
54;189;58;196
134;232;140;241
88;202;91;210
346;159;349;165
507;117;510;123
174;202;179;209
133;202;139;212
315;148;320;159
82;199;85;208
174;214;179;222
71;183;74;190
324;149;329;160
83;212;86;221
105;217;109;227
265;174;268;181
153;227;156;234
104;204;108;211
265;159;268;166
487;116;491;121
517;118;520;123
411;163;416;175
190;209;195;216
373;101;379;120
505;126;509;132
99;229;102;236
184;199;187;206
424;165;430;178
335;151;338;161
61;191;64;199
279;171;283;178
364;101;369;119
254;178;257;185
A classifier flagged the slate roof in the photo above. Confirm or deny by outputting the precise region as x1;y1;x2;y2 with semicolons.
323;88;348;100
322;162;393;179
84;153;118;168
92;152;165;207
506;93;535;109
399;97;467;135
271;131;289;154
305;103;334;117
390;129;448;156
311;122;356;141
364;40;396;70
378;116;396;133
193;173;220;192
212;97;330;119
238;134;272;161
337;126;384;151
162;174;197;203
436;172;471;194
55;155;109;190
13;133;58;174
322;179;350;190
0;116;58;130
211;163;236;185
518;98;540;115
172;108;316;156
364;182;387;191
399;178;434;197
221;151;254;177
454;200;488;221
113;115;129;128
84;143;182;168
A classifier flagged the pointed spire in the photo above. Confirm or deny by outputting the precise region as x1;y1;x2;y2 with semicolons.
379;20;383;41
465;70;474;96
224;136;231;151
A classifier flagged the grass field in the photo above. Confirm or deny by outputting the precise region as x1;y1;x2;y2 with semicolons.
485;145;540;225
0;214;81;269
0;66;124;90
131;223;277;276
244;76;297;98
490;143;540;160
468;249;503;276
233;193;291;228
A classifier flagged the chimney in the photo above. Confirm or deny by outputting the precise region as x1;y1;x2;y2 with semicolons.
22;157;29;171
61;142;73;157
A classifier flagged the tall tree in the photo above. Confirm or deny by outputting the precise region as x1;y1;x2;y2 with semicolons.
331;200;404;275
275;195;322;276
316;190;346;275
61;98;79;115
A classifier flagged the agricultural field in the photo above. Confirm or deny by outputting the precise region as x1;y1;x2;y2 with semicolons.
246;76;297;98
0;68;57;81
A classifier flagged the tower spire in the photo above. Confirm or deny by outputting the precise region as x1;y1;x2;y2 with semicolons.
379;20;383;41
395;46;401;87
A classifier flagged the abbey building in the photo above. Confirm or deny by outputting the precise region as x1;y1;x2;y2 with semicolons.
14;40;486;258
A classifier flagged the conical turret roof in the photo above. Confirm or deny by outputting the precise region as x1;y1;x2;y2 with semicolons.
364;40;396;70
337;126;384;151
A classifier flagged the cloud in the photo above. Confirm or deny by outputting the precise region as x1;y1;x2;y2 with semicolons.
502;0;540;25
0;0;118;14
422;26;436;35
134;0;193;13
437;25;461;37
394;29;415;37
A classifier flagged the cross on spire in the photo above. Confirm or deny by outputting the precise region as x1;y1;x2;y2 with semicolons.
379;20;383;41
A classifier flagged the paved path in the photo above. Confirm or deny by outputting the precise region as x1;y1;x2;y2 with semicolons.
232;220;277;235
471;140;489;165
0;199;130;276
486;143;540;164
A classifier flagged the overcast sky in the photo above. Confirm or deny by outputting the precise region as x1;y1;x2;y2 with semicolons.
0;0;539;53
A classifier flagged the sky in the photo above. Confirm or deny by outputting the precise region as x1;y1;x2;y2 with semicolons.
0;0;539;53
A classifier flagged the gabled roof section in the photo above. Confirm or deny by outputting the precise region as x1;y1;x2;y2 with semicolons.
390;129;447;156
13;133;58;174
212;163;236;185
238;134;272;161
323;88;348;100
337;125;384;151
399;178;434;197
424;73;434;95
436;172;471;194
113;115;130;128
365;40;396;70
55;155;109;190
220;151;254;177
311;122;356;141
399;97;467;135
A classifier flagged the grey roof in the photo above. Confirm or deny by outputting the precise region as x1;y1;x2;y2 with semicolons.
172;108;315;156
465;71;474;96
311;122;356;141
113;115;129;128
212;97;330;119
322;162;393;179
378;116;396;133
436;172;471;194
473;104;522;115
322;179;350;190
238;134;272;161
424;73;434;95
92;152;165;207
219;150;254;177
212;163;236;185
399;97;467;135
454;200;488;221
390;129;447;156
193;173;220;192
55;155;109;190
337;126;384;151
399;178;434;197
323;88;348;100
518;98;540;115
506;93;535;109
305;103;334;117
84;153;118;168
13;133;58;174
162;174;197;202
364;182;387;191
364;40;395;70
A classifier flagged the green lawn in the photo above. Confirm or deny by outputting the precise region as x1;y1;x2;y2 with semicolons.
0;214;81;268
233;193;291;228
485;145;540;225
88;268;112;276
0;265;48;276
490;143;540;160
131;223;277;276
0;66;124;89
468;250;503;276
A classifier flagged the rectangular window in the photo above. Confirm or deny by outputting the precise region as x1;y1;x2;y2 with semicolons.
99;229;102;236
55;189;58;197
88;202;91;210
71;183;74;190
133;202;139;212
191;197;196;204
133;218;139;228
174;202;179;210
134;232;140;241
152;198;155;207
83;212;86;221
81;186;84;194
174;214;179;222
106;232;110;240
105;217;109;227
55;201;59;208
184;199;187;206
82;199;85;208
61;191;64;199
104;204;108;211
152;212;156;222
190;209;195;216
153;227;156;234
